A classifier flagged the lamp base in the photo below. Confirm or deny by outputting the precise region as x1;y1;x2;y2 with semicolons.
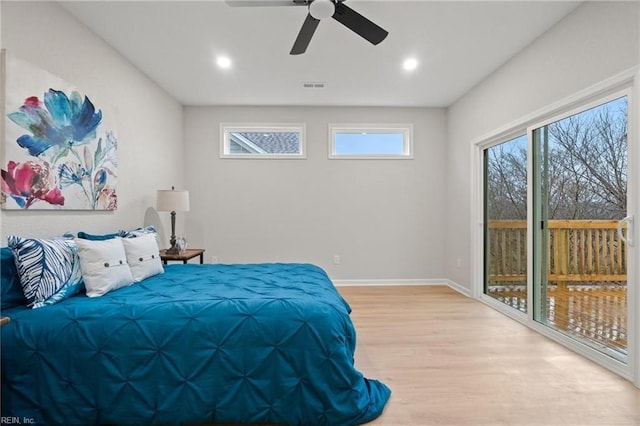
165;211;181;254
165;244;180;255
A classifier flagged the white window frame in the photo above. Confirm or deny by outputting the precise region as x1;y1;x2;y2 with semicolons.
328;123;414;159
220;123;307;159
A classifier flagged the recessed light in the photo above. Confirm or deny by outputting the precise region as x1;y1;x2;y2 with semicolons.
403;57;418;71
216;56;232;69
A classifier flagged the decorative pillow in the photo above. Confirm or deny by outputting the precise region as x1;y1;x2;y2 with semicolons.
121;233;164;282
77;231;119;241
119;226;157;238
1;247;27;310
75;237;134;297
7;236;83;309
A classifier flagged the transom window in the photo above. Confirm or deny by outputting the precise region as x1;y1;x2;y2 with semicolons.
220;123;306;159
329;124;413;159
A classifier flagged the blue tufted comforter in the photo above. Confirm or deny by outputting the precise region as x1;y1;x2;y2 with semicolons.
1;263;390;425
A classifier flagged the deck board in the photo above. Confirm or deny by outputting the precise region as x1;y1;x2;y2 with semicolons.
487;285;627;353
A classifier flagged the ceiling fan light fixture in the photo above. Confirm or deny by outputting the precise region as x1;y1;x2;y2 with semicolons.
309;0;335;20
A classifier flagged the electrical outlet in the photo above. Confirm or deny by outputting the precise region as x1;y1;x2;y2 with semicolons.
456;258;462;268
211;256;218;264
333;255;340;265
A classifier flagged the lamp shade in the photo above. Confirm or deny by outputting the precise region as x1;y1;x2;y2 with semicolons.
157;189;190;212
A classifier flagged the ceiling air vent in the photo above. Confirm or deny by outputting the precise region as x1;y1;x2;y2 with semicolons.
303;82;326;89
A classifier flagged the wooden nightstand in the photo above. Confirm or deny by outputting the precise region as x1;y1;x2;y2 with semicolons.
160;248;205;265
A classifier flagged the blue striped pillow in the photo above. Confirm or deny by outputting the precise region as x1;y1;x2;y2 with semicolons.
7;236;84;309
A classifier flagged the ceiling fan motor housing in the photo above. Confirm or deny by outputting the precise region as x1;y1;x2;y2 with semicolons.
309;0;335;20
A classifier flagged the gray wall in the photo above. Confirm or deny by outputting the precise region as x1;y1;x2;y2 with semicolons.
0;1;184;246
446;1;640;291
2;1;638;286
184;106;447;281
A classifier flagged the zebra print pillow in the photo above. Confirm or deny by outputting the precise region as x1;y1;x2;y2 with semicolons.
7;236;84;309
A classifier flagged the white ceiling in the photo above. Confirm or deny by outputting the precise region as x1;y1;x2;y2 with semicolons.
60;0;581;107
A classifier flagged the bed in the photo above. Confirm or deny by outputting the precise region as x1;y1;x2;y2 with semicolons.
0;250;391;425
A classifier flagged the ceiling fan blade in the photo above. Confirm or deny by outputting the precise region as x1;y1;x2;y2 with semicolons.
290;14;321;55
332;2;388;45
224;0;307;6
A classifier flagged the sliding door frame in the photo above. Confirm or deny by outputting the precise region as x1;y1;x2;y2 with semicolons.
471;67;639;386
476;128;530;324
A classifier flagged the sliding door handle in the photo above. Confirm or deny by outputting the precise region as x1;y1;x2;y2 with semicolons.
618;215;634;247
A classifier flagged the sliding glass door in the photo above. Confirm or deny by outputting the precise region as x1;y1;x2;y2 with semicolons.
484;136;528;313
532;95;630;360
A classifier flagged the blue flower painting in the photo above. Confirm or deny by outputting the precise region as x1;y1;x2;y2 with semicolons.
2;54;118;210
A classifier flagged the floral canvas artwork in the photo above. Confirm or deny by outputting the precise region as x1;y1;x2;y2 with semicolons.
2;53;117;210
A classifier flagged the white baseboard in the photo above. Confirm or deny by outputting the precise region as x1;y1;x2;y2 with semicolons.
442;279;472;297
332;278;444;287
332;278;472;298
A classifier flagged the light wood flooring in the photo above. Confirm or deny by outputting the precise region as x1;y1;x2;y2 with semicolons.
337;285;640;426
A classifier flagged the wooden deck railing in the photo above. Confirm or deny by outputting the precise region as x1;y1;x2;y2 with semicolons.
487;220;627;285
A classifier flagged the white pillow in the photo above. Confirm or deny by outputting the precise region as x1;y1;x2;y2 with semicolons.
75;237;134;297
121;233;164;282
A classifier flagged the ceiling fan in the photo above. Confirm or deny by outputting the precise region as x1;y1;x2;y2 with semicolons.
225;0;389;55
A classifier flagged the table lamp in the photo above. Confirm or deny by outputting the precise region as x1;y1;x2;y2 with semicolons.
157;186;190;254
